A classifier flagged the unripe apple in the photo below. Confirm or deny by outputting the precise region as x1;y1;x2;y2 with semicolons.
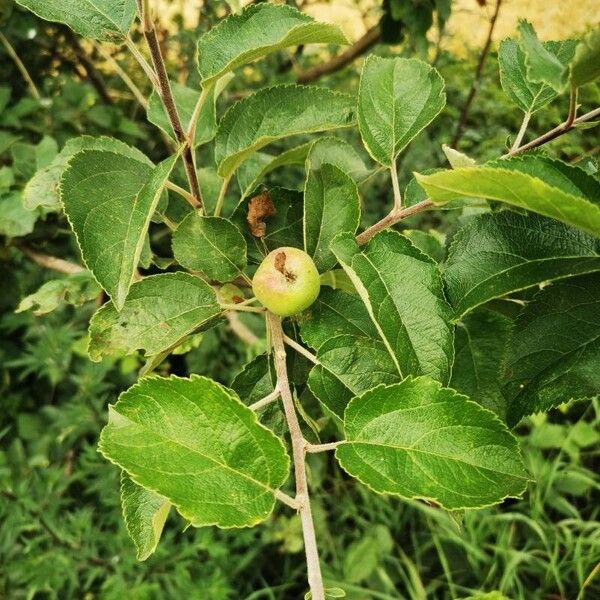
252;247;320;316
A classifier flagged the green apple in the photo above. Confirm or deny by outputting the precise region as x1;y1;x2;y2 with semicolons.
252;247;320;317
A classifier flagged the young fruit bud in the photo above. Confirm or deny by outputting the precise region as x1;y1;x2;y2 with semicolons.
252;247;320;317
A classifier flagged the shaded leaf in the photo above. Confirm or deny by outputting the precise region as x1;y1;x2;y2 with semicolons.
444;211;600;318
504;273;600;426
571;27;600;87
172;215;247;282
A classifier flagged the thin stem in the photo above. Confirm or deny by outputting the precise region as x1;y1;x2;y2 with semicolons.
214;174;232;217
165;180;196;206
268;313;325;600
95;43;148;109
226;312;259;346
506;106;600;157
306;442;342;453
390;157;402;211
0;31;41;100
187;81;215;143
134;5;203;210
275;490;300;510
282;335;319;365
249;388;280;411
356;199;434;246
230;296;258;307
220;304;266;314
566;85;579;128
510;111;531;152
124;36;158;86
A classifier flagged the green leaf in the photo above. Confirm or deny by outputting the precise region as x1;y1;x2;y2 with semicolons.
197;3;347;84
237;145;312;200
305;137;369;182
304;163;360;272
336;377;528;509
450;309;512;418
571;27;600;87
331;231;454;383
300;288;377;351
308;335;400;421
415;156;600;238
504;273;600;426
15;0;136;42
88;272;221;361
99;375;290;528
61;150;176;309
232;188;304;264
0;192;37;237
11;136;58;181
444;211;600;318
357;56;445;166
16;271;101;315
172;215;247;282
498;38;576;114
441;144;476;168
120;472;171;561
24;135;152;211
147;81;217;147
518;20;569;92
215;85;356;177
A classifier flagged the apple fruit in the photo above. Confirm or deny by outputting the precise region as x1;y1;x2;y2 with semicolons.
252;247;320;317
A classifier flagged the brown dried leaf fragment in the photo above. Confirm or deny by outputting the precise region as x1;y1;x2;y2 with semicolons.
247;191;276;238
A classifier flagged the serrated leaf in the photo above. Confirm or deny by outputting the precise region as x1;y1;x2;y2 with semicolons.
571;27;600;88
416;156;600;238
444;211;600;318
299;288;374;349
147;81;217;148
88;272;221;361
305;137;369;182
15;0;136;42
197;3;347;84
304;163;360;272
450;309;512;418
331;231;454;383
518;20;569;92
504;273;600;426
99;375;290;528
308;335;400;421
442;144;476;168
237;145;312;200
215;85;356;177
498;38;576;114
336;377;528;509
24;135;152;212
172;215;247;282
61;150;177;309
120;472;171;561
16;271;101;315
357;56;445;166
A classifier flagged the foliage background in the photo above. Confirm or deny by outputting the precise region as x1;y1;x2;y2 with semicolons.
0;1;599;599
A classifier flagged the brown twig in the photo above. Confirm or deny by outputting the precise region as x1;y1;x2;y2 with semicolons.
356;199;434;246
451;0;503;148
135;1;203;210
297;25;380;84
506;106;600;157
19;246;86;275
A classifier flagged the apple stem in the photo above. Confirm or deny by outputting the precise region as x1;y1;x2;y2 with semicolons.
268;312;325;600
